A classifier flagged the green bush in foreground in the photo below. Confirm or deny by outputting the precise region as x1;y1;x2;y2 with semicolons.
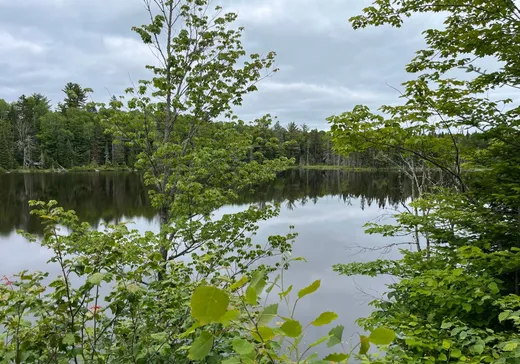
0;201;393;363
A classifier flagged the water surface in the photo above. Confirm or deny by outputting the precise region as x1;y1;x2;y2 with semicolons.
0;170;411;355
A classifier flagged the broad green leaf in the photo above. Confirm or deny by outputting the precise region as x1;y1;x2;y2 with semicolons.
311;311;338;326
472;344;485;354
258;304;278;326
323;353;349;362
232;338;255;355
503;342;518;352
252;326;276;342
280;319;302;338
327;325;344;348
440;322;453;329
250;270;267;295
87;272;104;285
442;340;451;349
368;327;395;345
488;282;499;294
499;311;510;322
188;331;214;360
298;280;320;299
359;335;370;355
245;285;258;305
450;348;462;358
244;270;267;305
63;333;75;345
190;286;229;325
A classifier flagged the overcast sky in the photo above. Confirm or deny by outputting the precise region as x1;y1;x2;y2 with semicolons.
0;0;445;129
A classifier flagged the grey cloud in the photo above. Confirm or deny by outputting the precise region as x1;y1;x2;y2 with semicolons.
1;0;441;128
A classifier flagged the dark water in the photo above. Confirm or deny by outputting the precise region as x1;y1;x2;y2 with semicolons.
0;170;411;355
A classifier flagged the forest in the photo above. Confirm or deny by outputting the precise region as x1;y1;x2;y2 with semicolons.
1;0;520;363
0;86;387;171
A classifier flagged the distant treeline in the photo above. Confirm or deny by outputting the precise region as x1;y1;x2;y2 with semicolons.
0;83;488;171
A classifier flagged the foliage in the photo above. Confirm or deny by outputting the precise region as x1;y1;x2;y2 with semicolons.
0;97;395;172
0;201;393;363
0;200;296;363
330;0;520;362
0;119;15;170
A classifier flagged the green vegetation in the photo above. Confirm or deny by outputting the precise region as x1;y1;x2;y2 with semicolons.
2;0;520;362
329;0;520;362
0;1;391;363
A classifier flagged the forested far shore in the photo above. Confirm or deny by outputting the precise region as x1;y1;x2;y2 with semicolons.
0;84;490;173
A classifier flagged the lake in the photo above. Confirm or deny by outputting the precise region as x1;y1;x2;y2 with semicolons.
0;170;411;355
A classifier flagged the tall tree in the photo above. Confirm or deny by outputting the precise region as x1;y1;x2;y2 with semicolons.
60;82;89;110
0;119;14;169
107;0;290;273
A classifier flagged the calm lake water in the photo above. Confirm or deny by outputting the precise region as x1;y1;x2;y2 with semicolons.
0;170;411;355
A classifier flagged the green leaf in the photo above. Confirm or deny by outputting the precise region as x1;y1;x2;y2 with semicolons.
245;285;258;305
188;331;214;360
266;274;280;294
311;311;338;326
298;280;320;299
230;275;248;291
126;283;142;294
440;322;453;329
245;270;267;305
503;342;518;352
222;358;241;364
258;304;278;326
472;344;485;354
292;256;308;262
218;309;240;326
190;286;229;325
278;285;293;299
368;327;395;345
250;270;267;294
63;333;75;346
450;348;462;358
180;322;200;338
252;326;276;342
309;335;330;348
232;338;255;355
280;319;302;338
359;335;370;355
327;325;344;347
499;311;510;322
323;353;349;362
87;272;104;286
150;332;168;341
488;282;499;294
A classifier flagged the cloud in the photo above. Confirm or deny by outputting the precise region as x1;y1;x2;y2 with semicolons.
231;0;366;34
260;81;380;102
0;0;456;126
0;31;47;55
